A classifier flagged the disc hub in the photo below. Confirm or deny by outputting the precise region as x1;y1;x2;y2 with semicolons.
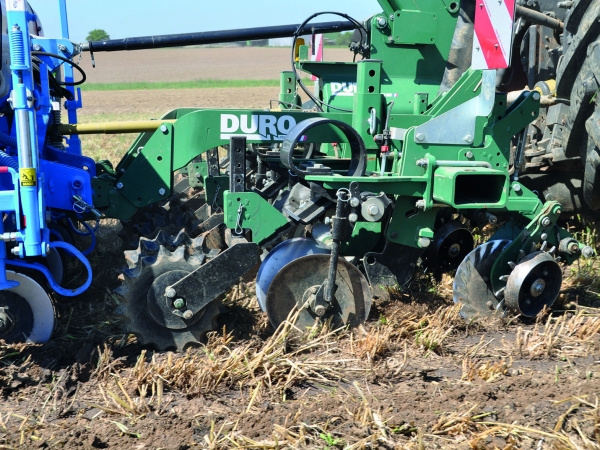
529;278;546;297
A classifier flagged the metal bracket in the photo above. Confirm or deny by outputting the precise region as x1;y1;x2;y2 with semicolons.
229;136;246;193
414;70;496;145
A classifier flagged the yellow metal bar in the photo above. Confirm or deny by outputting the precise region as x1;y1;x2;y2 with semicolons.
57;120;177;135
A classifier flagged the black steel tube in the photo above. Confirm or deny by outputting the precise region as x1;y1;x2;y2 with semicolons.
83;20;356;53
515;5;564;30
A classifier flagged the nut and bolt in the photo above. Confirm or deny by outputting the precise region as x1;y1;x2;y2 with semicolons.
173;298;186;309
464;134;474;144
324;217;332;225
183;310;194;320
530;278;546;297
582;246;595;258
165;287;176;298
513;183;521;192
116;182;124;190
541;217;552;227
465;151;474;159
377;16;388;28
32;44;41;51
448;243;461;257
368;205;379;216
568;242;580;253
540;233;548;241
418;237;431;248
348;213;358;223
11;247;19;256
160;125;169;134
415;199;426;209
313;305;326;316
389;14;395;21
388;36;394;42
46;244;50;252
416;158;428;167
349;197;360;208
58;44;67;52
415;132;425;142
195;172;202;179
158;188;166;196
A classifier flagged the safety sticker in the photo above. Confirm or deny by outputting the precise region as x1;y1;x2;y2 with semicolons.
20;168;37;186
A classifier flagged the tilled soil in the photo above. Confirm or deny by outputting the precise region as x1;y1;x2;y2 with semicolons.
0;223;599;449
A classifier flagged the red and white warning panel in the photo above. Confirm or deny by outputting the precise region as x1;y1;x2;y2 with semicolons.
311;34;324;81
472;0;516;69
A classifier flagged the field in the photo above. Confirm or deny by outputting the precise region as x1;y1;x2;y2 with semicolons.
1;47;600;449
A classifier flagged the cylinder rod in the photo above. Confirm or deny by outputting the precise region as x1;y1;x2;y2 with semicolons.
57;120;176;135
82;20;356;53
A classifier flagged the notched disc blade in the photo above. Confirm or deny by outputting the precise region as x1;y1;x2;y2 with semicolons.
265;254;371;330
453;240;511;319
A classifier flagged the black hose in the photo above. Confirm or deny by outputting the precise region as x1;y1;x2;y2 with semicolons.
31;51;87;86
291;12;367;113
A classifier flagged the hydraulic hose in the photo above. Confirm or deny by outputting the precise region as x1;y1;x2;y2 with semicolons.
7;241;93;296
0;150;18;171
0;132;17;150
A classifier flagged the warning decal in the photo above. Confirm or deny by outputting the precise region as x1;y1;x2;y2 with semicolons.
20;168;37;186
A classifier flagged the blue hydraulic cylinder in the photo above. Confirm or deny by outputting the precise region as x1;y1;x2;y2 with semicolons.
7;2;45;258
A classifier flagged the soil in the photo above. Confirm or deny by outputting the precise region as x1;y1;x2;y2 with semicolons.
0;221;599;449
79;47;354;84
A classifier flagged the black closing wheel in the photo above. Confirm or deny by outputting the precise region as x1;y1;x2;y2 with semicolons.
265;254;372;330
427;221;474;280
504;251;562;317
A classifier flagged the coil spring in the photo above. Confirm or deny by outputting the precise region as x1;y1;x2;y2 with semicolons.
10;29;25;67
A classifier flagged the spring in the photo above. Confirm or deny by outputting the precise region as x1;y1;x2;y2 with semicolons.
10;29;25;67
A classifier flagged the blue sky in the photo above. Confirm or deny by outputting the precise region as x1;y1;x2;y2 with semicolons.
28;1;380;43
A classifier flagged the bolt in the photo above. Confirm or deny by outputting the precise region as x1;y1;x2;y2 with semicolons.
418;237;431;248
390;231;398;239
58;44;67;52
348;213;358;223
377;16;388;28
388;36;394;42
415;199;426;209
415;132;425;142
541;217;551;227
582;246;595;258
532;91;540;101
530;278;546;297
11;247;19;256
195;172;201;179
160;125;169;134
389;14;395;21
568;242;580;253
116;182;123;190
46;244;50;252
159;188;166;196
416;158;428;167
314;305;326;316
465;151;474;159
165;287;176;298
540;233;548;241
448;243;461;257
556;209;561;215
349;197;360;208
513;183;521;192
368;205;379;216
464;134;474;144
173;298;185;309
183;310;194;320
32;44;41;51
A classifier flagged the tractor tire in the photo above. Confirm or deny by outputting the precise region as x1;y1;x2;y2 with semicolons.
555;0;600;209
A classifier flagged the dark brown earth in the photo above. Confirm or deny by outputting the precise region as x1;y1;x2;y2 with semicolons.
1;221;599;449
